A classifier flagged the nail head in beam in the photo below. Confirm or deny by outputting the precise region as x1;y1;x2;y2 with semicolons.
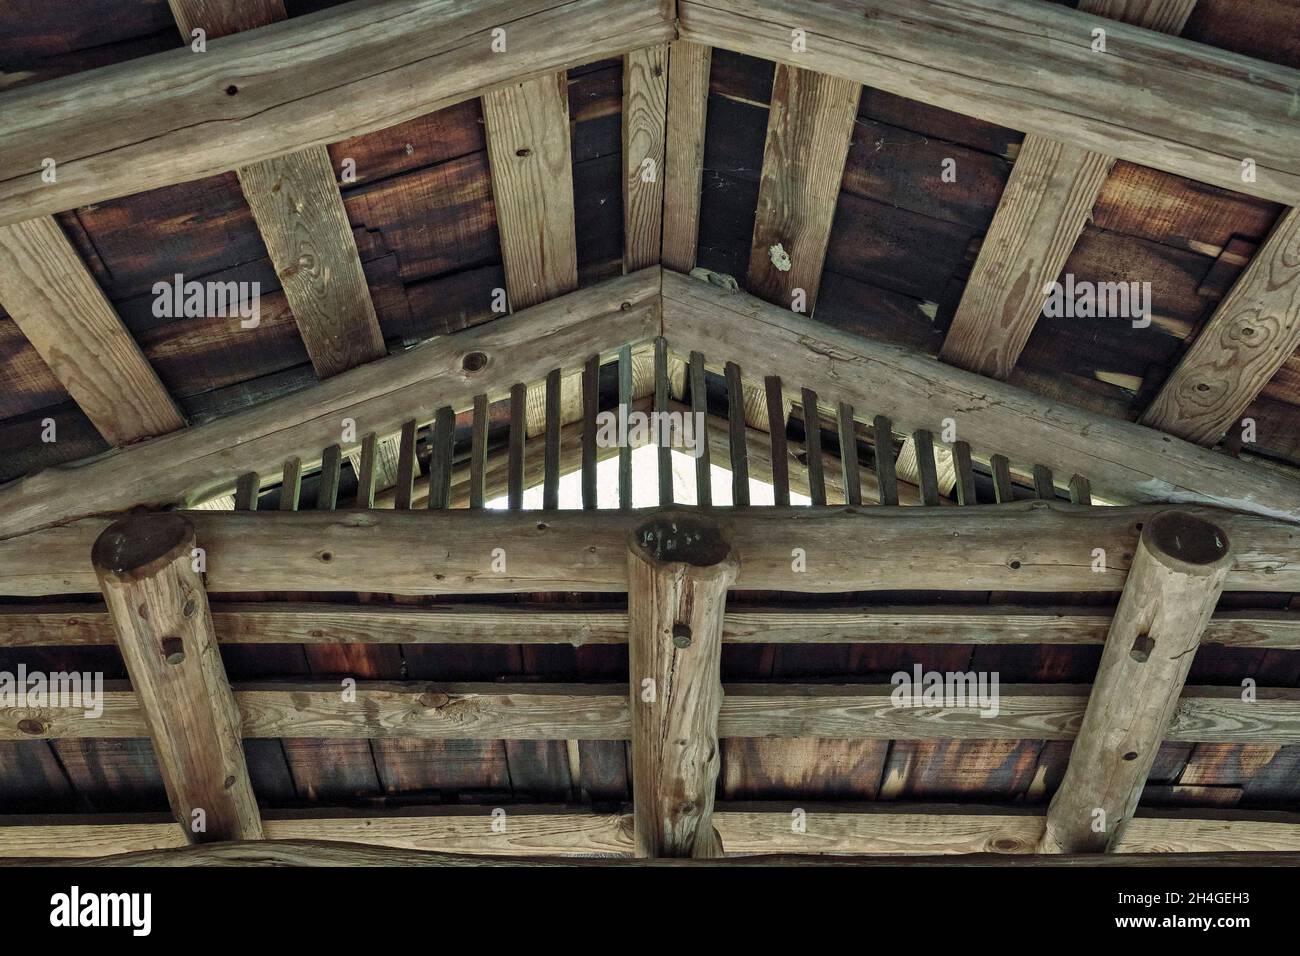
912;429;939;507
508;385;526;511
953;440;977;506
654;338;674;505
990;454;1014;504
765;376;791;507
801;388;826;506
544;368;562;511
91;513;262;842
726;362;750;506
427;407;455;511
582;354;600;511
837;402;861;506
872;416;898;507
1040;511;1232;854
689;351;712;507
627;511;738;858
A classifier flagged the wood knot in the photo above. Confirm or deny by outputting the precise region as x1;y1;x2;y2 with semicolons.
419;692;451;709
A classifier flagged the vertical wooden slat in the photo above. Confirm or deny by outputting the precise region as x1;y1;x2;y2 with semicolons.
725;362;750;506
582;355;600;511
913;429;940;507
654;338;674;506
689;351;712;507
234;473;259;512
619;345;634;510
318;444;342;511
623;44;668;271
872;416;898;507
765;376;790;507
836;402;861;507
991;454;1014;504
661;41;712;272
801;388;826;506
1069;474;1093;506
544;370;562;511
427;407;455;511
394;419;418;510
355;433;377;509
508;384;527;511
482;73;578;310
470;394;489;509
279;457;302;511
1033;464;1056;501
953;440;977;506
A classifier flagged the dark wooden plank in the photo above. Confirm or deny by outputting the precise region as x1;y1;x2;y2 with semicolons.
544;368;562;510
912;429;939;507
318;444;341;511
1033;464;1056;501
618;345;633;509
1069;474;1093;506
837;402;861;506
991;453;1014;504
953;440;977;506
508;384;526;510
726;362;750;505
234;473;259;512
654;337;673;505
470;393;489;509
395;419;418;510
872;416;898;507
765;375;790;506
582;354;600;510
428;406;454;511
690;351;712;506
355;433;377;509
278;457;302;511
801;388;826;506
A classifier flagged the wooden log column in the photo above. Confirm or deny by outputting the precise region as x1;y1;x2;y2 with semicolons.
92;514;263;842
1040;511;1232;853
628;512;738;858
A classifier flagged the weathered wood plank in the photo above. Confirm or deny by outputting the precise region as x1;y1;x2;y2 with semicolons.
624;45;668;271
483;73;579;310
0;0;675;226
661;41;711;272
765;376;790;506
676;0;1300;205
0;217;185;445
746;66;860;311
661;270;1300;522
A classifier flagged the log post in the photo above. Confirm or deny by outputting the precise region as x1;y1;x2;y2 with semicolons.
92;513;263;842
628;511;739;858
1040;510;1232;853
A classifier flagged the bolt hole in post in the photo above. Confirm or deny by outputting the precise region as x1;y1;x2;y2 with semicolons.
462;351;488;373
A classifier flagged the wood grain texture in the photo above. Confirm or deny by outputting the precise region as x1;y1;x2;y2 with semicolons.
628;513;737;857
483;73;578;309
1140;207;1300;444
238;147;386;378
167;0;285;38
661;41;711;272
5;603;1296;650
0;0;675;226
5;501;1300;599
938;140;1114;378
1042;511;1232;853
623;45;668;271
746;65;860;311
662;270;1300;522
0;269;660;539
1080;0;1197;31
0;217;184;445
91;514;261;841
676;0;1300;205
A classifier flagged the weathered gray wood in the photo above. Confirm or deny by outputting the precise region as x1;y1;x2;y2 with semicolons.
234;473;259;512
991;454;1014;504
765;377;790;506
913;430;940;507
655;338;674;505
582;354;600;510
278;457;302;511
953;441;977;506
873;417;898;507
428;407;455;511
837;403;861;507
623;44;669;271
91;514;261;841
470;394;489;510
508;385;526;510
619;345;634;510
544;368;562;511
689;352;712;506
726;363;750;506
318;445;342;511
395;420;418;510
802;388;826;506
1042;511;1233;853
1069;474;1093;506
661;41;711;272
355;433;377;509
628;512;737;857
1033;464;1056;502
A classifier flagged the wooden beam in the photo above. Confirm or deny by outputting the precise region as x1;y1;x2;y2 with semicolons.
937;1;1191;379
628;512;736;857
746;64;859;312
676;0;1300;205
3;501;1299;597
167;0;285;37
5;805;1300;861
0;217;185;444
91;513;262;842
660;41;712;272
0;0;674;226
1140;207;1300;444
623;45;668;271
4;603;1298;651
0;269;660;539
483;73;579;309
661;269;1300;522
1042;511;1232;853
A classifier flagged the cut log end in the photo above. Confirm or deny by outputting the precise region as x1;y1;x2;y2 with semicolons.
91;514;196;583
629;511;738;574
1143;511;1232;575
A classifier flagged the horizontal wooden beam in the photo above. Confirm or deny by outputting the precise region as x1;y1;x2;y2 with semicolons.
4;804;1299;860
4;681;1298;744
0;269;660;540
662;270;1300;523
677;0;1300;206
3;502;1298;597
0;0;674;226
3;603;1297;650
